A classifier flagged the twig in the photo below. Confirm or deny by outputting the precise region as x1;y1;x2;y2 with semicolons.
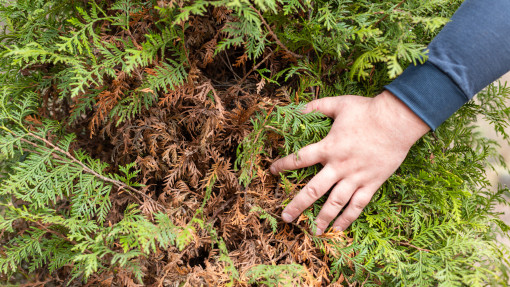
431;131;439;141
35;222;94;254
223;50;241;80
238;49;275;87
374;0;406;27
20;279;53;287
36;222;77;244
252;104;277;144
125;28;143;50
394;241;431;252
272;240;297;263
337;48;356;75
210;195;237;220
251;6;303;59
360;274;370;287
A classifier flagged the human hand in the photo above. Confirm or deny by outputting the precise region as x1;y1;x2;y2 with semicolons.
270;90;430;235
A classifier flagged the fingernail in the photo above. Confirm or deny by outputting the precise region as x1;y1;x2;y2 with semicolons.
315;227;323;236
270;165;276;174
281;212;293;222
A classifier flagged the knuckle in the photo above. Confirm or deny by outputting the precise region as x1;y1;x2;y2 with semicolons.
330;196;347;208
321;140;335;154
315;217;329;229
304;185;320;199
320;141;342;162
337;216;352;226
292;153;302;167
285;205;298;216
324;138;334;148
352;197;370;210
308;100;319;111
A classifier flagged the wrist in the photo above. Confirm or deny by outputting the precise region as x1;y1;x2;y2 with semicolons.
373;90;430;148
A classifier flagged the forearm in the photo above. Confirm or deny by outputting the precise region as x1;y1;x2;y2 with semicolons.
386;0;510;130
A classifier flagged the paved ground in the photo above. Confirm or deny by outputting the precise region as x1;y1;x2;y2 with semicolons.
478;72;510;248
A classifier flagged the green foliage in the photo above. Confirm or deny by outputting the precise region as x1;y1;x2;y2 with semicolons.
246;263;310;286
255;83;510;286
146;58;188;93
0;91;186;283
0;0;509;286
233;1;510;286
236;103;331;187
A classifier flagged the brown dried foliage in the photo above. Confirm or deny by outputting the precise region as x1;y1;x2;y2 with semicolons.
32;5;355;287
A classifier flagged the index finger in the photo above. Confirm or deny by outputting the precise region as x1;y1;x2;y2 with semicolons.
304;97;345;118
281;166;339;223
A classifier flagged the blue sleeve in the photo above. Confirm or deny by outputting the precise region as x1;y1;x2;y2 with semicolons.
385;0;510;130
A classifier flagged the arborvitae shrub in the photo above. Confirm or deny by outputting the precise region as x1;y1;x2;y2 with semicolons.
0;0;509;285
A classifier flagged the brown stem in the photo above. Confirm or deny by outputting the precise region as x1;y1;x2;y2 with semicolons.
255;104;276;143
125;28;142;50
431;131;439;142
251;6;303;59
210;195;237;220
394;241;431;252
35;222;94;254
374;0;406;27
238;49;275;87
36;222;76;244
337;48;356;75
271;240;297;263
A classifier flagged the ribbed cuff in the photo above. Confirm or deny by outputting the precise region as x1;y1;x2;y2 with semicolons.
385;62;469;130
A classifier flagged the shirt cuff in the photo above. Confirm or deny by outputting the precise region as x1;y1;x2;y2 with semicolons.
384;61;469;130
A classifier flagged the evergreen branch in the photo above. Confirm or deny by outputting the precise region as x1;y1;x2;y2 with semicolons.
26;132;166;211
